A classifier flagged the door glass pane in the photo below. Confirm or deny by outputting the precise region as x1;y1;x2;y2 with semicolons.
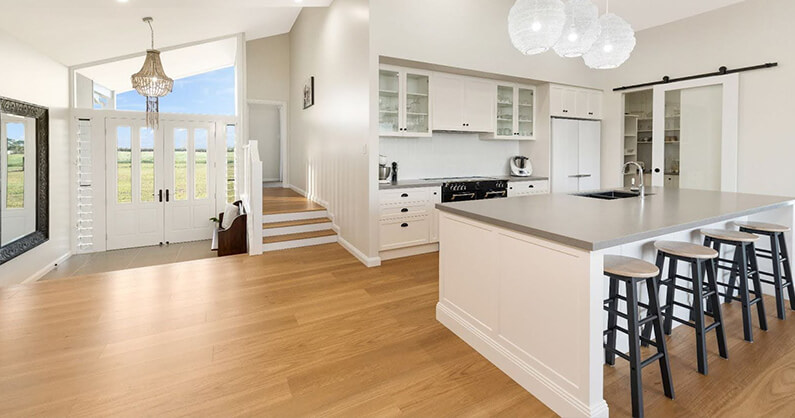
623;89;653;187
517;88;534;137
5;122;24;208
663;90;681;188
379;70;399;134
140;127;155;202
405;73;429;133
497;85;514;137
116;126;132;204
194;128;208;200
174;128;188;201
226;124;236;203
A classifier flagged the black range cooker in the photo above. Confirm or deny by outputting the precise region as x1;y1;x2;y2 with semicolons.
434;177;508;202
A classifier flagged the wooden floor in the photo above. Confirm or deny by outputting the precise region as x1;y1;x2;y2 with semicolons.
262;188;325;215
2;245;795;417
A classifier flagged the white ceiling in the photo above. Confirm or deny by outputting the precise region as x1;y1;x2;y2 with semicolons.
76;37;237;92
0;0;746;67
590;0;746;31
0;0;333;67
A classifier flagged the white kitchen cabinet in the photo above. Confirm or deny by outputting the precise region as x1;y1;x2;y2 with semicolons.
551;119;602;193
507;180;549;197
664;174;679;189
493;83;536;140
379;186;441;251
549;85;603;120
432;73;495;133
379;65;432;137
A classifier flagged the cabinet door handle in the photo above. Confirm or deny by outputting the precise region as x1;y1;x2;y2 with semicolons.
401;223;409;228
562;109;568;113
401;208;408;213
529;185;534;188
588;112;594;115
401;193;408;198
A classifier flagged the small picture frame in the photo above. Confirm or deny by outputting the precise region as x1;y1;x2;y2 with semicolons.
303;76;315;109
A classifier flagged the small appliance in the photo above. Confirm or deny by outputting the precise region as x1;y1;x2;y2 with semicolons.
510;156;533;177
379;155;392;184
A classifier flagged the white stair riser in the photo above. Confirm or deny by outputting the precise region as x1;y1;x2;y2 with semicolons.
262;210;329;224
263;222;333;237
262;235;338;252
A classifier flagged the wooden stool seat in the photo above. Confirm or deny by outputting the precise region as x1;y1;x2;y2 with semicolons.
654;241;718;260
734;221;791;233
604;255;660;279
701;229;759;243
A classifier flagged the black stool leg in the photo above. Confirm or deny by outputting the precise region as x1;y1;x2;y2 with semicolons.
642;252;665;346
605;276;619;365
692;260;709;375
770;233;786;319
738;243;754;342
663;256;677;335
626;279;645;418
747;243;768;331
705;256;728;359
724;241;739;304
778;232;795;311
645;275;675;400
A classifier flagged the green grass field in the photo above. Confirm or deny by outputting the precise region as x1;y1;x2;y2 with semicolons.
116;150;209;203
6;153;24;208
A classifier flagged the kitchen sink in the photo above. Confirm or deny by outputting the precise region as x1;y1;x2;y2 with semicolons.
576;190;652;200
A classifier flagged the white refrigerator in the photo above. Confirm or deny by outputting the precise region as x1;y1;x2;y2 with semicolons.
551;118;601;193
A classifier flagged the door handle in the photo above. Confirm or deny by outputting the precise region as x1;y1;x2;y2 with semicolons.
401;223;409;228
158;189;163;202
166;189;170;202
401;193;408;198
401;208;409;213
580;174;592;178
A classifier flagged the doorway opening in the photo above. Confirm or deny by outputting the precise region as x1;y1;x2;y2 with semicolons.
248;100;287;188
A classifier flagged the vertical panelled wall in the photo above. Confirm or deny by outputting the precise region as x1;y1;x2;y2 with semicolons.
289;0;372;257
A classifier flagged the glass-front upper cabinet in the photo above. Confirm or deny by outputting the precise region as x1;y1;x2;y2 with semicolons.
379;65;432;137
494;83;536;140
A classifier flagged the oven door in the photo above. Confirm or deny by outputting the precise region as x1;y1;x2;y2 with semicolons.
482;190;507;199
444;192;477;202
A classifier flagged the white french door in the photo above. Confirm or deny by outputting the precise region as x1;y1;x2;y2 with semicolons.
105;118;217;250
163;121;217;243
106;118;165;250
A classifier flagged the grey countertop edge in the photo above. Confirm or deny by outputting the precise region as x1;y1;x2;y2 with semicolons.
435;199;795;252
379;176;550;190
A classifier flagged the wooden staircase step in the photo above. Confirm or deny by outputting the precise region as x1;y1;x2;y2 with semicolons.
263;217;331;229
262;229;337;244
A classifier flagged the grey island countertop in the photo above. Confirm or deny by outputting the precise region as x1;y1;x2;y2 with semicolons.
379;175;549;190
436;187;795;251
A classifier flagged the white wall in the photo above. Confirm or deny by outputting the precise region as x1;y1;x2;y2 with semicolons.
379;134;520;180
599;0;795;196
249;103;281;181
0;29;70;285
289;0;372;257
246;34;291;103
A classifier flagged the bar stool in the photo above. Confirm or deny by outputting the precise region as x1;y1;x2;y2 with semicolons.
702;229;768;342
649;241;728;375
604;255;674;418
735;221;795;320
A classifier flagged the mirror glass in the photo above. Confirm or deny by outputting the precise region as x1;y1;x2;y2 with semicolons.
1;113;37;246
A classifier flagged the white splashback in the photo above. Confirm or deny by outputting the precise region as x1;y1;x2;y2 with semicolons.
379;133;521;179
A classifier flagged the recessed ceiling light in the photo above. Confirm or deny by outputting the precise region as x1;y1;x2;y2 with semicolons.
118;0;129;3
294;0;303;3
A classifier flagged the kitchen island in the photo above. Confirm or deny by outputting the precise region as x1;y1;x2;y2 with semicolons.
435;187;795;418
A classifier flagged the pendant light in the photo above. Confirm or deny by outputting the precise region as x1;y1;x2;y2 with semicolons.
553;0;601;58
508;0;567;55
131;17;174;130
583;0;636;69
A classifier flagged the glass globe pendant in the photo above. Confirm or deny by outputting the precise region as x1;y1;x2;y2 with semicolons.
583;12;636;69
508;0;567;55
553;0;601;58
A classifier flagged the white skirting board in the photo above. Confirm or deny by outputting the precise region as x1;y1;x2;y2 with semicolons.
338;235;381;267
379;243;439;261
23;251;72;284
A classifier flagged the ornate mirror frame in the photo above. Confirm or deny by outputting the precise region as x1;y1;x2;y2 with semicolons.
0;97;49;265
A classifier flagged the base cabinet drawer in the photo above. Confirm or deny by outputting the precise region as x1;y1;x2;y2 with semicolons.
508;180;550;197
379;216;430;251
380;188;431;206
380;204;427;218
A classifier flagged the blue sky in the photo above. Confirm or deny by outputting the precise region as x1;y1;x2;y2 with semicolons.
117;66;236;116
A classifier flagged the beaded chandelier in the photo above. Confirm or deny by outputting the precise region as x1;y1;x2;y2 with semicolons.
131;17;173;130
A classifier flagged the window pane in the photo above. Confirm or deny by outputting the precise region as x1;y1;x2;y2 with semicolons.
194;129;208;200
226;124;236;203
174;128;188;201
140;127;155;202
6;122;25;209
116;126;132;204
